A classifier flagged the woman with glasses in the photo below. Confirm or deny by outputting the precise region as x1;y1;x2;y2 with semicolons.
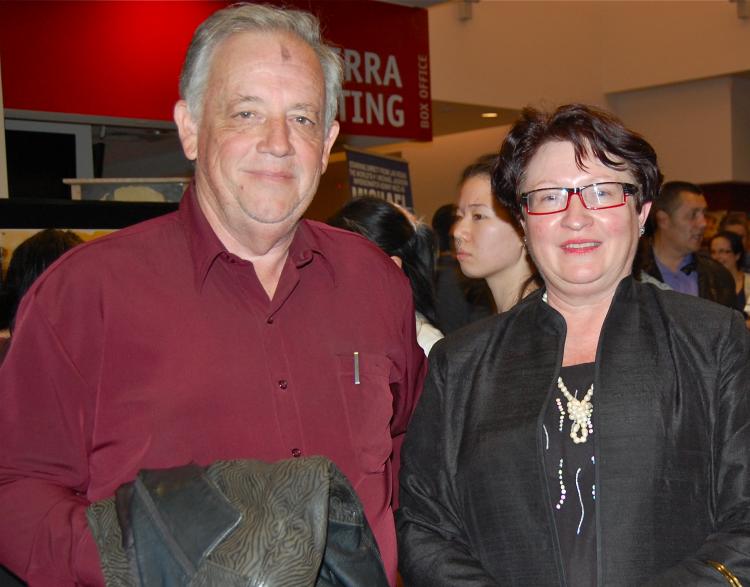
710;230;750;321
397;104;750;586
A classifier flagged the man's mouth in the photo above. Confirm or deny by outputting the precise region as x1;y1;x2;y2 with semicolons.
247;169;294;181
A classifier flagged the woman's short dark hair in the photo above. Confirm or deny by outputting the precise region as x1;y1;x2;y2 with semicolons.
0;228;83;331
328;197;439;328
492;103;663;220
711;230;745;271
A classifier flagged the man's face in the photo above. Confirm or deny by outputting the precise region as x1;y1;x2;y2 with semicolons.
659;191;708;255
175;30;339;239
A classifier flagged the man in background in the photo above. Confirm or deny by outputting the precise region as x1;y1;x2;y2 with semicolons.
640;180;735;306
0;5;424;585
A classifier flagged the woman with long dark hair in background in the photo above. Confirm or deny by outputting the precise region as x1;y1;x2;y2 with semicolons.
329;196;443;355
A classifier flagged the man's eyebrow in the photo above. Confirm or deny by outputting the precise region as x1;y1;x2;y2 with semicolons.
227;96;320;115
290;102;320;113
230;95;262;107
226;94;263;110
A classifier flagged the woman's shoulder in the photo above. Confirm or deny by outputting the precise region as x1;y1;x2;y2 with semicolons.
635;278;731;313
436;313;499;350
431;294;539;358
637;271;672;290
631;278;743;338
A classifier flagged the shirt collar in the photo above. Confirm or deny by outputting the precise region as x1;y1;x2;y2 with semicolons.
181;183;226;290
679;255;698;275
654;252;696;277
180;184;335;289
289;220;336;285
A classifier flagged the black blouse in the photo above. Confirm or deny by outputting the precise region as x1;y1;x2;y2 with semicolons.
543;362;596;586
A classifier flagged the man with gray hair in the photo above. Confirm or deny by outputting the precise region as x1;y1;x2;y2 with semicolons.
0;4;425;585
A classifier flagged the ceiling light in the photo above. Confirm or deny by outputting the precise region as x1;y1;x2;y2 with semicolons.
481;112;499;118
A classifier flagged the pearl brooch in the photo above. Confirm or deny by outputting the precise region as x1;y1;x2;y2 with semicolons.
557;377;594;444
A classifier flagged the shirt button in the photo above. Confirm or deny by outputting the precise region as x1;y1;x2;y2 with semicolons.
291;448;302;458
278;380;288;390
266;317;274;324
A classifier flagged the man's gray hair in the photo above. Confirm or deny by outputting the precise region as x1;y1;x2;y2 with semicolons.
179;3;343;131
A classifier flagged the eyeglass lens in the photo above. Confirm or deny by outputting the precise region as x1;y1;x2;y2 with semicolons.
526;183;627;214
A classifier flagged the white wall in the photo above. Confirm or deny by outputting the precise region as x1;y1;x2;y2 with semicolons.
601;2;750;94
428;2;606;109
608;76;733;183
732;75;750;182
374;124;510;221
403;1;750;217
429;1;750;108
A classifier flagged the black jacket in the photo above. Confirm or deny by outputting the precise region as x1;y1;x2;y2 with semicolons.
87;457;388;587
398;278;750;586
434;253;494;334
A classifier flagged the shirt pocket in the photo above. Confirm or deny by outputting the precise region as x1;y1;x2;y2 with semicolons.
336;352;394;474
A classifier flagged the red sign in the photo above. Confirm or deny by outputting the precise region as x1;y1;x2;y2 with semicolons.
0;0;431;141
306;0;432;141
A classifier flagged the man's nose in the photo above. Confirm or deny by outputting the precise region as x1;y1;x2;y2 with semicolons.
258;117;294;157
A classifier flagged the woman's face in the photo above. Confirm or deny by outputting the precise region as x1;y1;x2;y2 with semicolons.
453;174;525;280
710;236;739;272
521;141;651;300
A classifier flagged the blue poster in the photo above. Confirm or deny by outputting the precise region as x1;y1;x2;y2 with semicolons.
345;148;413;209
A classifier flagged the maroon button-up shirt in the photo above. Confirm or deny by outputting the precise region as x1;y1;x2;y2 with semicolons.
0;188;425;586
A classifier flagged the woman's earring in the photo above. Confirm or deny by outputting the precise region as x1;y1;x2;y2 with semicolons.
639;226;645;237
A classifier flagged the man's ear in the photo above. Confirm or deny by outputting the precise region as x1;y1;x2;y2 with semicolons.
654;208;669;230
320;120;340;174
174;100;198;161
